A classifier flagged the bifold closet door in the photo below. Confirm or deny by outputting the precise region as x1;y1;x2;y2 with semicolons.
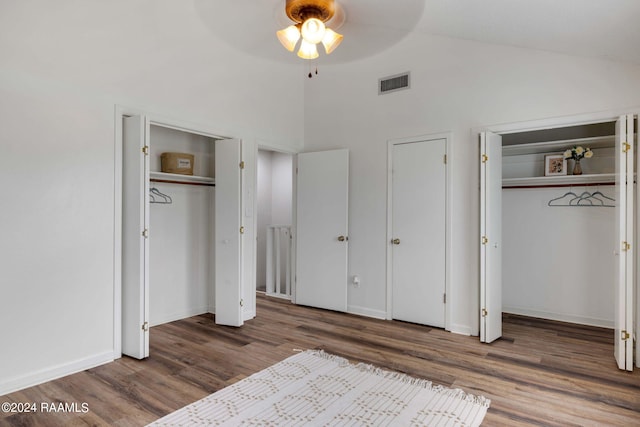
614;114;634;371
214;138;244;327
480;131;502;344
122;115;150;359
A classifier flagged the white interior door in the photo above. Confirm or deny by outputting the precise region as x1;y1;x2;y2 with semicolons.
391;139;446;327
480;131;502;343
614;114;634;371
296;149;348;312
215;138;244;326
122;115;150;359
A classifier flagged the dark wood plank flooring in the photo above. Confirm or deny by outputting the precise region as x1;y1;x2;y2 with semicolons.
1;295;639;426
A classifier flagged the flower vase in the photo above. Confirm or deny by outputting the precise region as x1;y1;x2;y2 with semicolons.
573;159;582;175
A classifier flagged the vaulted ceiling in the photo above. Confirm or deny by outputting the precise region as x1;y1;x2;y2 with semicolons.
199;0;640;65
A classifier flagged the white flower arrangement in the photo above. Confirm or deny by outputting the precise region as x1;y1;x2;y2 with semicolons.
564;146;593;161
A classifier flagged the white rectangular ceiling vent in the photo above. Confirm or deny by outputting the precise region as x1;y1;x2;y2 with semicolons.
379;72;410;95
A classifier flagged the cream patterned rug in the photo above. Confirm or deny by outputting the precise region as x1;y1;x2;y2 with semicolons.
148;350;490;426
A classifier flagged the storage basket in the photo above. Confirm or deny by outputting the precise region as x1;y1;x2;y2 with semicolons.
161;152;194;175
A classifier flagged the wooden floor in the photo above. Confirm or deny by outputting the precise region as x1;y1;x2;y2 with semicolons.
1;294;639;426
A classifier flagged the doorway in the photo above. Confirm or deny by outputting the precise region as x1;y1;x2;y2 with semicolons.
117;110;250;359
479;112;638;371
256;149;294;299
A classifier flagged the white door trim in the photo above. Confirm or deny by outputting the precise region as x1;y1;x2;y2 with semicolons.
386;132;452;331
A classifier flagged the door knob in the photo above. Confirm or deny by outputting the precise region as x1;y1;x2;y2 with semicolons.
392;238;400;245
338;235;348;242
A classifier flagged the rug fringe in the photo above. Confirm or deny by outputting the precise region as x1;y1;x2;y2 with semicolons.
306;349;491;408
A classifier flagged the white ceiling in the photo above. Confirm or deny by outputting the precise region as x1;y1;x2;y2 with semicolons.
196;0;640;65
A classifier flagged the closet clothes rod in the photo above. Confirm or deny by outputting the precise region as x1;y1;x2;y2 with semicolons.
503;182;615;190
150;178;215;187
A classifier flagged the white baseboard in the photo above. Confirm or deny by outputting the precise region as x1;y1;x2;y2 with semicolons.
347;305;386;320
150;306;209;327
0;351;114;396
504;306;614;329
449;324;473;336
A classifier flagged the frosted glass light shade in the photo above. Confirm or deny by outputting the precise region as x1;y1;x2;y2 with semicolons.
322;28;343;54
276;25;301;52
301;18;326;44
297;39;319;59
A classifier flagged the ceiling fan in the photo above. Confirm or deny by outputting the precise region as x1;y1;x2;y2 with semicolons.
276;0;345;60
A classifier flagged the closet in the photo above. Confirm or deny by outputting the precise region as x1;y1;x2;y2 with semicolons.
501;122;617;328
480;113;637;371
122;114;246;359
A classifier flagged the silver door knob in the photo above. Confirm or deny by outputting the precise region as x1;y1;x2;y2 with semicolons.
392;238;400;245
338;235;347;242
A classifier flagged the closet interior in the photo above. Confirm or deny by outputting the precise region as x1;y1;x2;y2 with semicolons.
501;121;619;328
148;124;218;327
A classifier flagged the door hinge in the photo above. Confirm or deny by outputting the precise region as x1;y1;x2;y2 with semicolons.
141;321;149;331
481;236;488;245
443;293;446;304
621;330;630;341
443;154;447;164
239;161;245;169
622;142;631;153
240;299;244;307
240;226;245;234
142;146;149;155
622;241;631;251
481;154;488;163
142;229;149;238
481;308;488;317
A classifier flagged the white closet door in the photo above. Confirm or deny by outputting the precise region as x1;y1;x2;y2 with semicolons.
122;115;150;359
391;139;446;327
480;131;502;343
215;138;244;326
614;114;634;371
296;149;348;312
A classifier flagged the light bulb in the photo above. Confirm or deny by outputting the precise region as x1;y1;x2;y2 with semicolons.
276;25;300;52
322;28;343;54
297;39;319;59
301;18;326;44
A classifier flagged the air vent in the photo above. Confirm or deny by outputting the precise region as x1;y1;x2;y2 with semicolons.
379;72;410;95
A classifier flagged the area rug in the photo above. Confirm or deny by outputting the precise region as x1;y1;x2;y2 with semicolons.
148;350;490;426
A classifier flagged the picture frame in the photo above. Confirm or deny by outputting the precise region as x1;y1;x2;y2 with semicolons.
544;154;567;176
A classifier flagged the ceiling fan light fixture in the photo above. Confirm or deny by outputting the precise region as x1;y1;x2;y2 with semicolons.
276;0;343;60
321;28;343;54
297;39;319;59
301;18;326;44
276;25;301;52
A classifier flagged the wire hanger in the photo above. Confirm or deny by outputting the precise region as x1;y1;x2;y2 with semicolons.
150;187;172;204
548;186;614;207
547;189;578;206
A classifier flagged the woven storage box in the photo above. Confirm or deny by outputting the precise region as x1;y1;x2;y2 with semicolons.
161;152;194;175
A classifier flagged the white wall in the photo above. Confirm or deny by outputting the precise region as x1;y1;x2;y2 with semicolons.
257;151;274;290
0;1;303;395
503;187;616;327
303;33;640;334
271;153;293;226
